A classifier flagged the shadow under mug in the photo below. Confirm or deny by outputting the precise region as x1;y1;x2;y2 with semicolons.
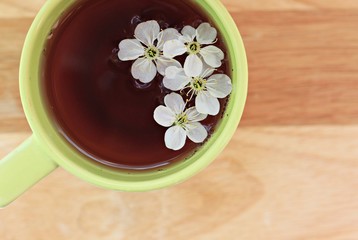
0;0;248;207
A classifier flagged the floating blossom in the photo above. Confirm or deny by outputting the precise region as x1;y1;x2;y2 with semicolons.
163;65;232;116
163;22;224;78
118;20;181;83
154;93;208;150
118;20;232;150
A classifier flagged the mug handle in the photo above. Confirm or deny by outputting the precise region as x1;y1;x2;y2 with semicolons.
0;136;58;207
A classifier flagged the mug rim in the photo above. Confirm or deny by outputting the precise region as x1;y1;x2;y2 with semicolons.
19;0;248;191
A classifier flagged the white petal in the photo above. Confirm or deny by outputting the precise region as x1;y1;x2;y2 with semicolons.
131;58;157;83
164;93;185;114
185;107;207;122
207;74;233;98
156;57;181;76
163;39;187;58
118;39;144;61
186;122;208;143
200;46;224;68
163;67;191;91
134;20;160;46
157;28;180;50
200;63;216;78
196;91;220;116
165;65;183;79
165;126;187;151
184;54;203;77
154;106;176;127
196;23;218;45
181;26;196;42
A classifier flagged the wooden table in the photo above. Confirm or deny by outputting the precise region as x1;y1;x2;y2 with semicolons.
1;0;358;239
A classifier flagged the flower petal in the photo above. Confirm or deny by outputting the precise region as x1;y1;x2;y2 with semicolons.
154;106;176;127
131;58;157;83
163;39;187;58
181;25;196;42
196;91;220;116
163;66;191;91
156;57;181;76
165;126;187;151
134;20;160;46
184;54;203;77
185;107;207;122
196;23;217;45
157;28;180;50
200;63;216;78
200;45;224;68
207;74;233;98
165;65;183;79
186;122;208;143
118;39;145;61
164;92;185;114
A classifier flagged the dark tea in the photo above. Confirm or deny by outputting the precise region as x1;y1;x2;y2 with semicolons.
43;0;231;170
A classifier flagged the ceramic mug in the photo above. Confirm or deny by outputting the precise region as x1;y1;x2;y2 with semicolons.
0;0;247;207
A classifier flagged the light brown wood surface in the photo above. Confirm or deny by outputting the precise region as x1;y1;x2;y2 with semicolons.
1;0;358;239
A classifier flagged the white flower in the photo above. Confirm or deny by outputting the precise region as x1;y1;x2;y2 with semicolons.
118;20;181;83
154;93;208;151
163;22;224;78
163;65;232;116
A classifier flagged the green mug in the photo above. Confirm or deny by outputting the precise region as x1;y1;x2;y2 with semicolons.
0;0;247;207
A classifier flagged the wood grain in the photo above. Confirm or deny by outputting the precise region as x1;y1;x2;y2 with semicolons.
238;10;358;125
1;127;358;240
2;0;358;19
0;19;30;132
223;0;358;11
1;0;358;239
0;0;44;18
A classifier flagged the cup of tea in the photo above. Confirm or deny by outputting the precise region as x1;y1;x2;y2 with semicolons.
0;0;247;207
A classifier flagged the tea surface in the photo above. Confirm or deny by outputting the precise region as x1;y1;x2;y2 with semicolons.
43;0;230;169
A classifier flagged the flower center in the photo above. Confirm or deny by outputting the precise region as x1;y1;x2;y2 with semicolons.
175;113;188;127
182;77;207;101
191;77;207;92
145;46;159;60
187;42;201;54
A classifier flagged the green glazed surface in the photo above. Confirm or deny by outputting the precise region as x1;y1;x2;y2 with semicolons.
12;0;247;194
